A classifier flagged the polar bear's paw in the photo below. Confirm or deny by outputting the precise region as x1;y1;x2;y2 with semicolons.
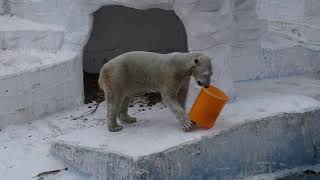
180;118;196;132
119;115;137;124
108;125;123;132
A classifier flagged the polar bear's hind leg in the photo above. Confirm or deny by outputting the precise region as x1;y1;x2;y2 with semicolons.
106;90;123;132
118;97;137;124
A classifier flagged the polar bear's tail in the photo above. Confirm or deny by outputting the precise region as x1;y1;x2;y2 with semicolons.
97;72;108;104
98;65;106;90
98;76;102;90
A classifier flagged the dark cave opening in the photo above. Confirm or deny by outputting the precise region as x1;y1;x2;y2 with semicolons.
83;5;188;105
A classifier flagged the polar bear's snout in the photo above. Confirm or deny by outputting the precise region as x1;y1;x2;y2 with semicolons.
192;55;213;89
197;80;210;88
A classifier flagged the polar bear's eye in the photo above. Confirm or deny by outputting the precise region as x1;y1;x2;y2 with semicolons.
194;59;199;64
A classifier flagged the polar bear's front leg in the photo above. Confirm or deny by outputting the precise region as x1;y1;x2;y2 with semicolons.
161;89;194;132
118;97;137;124
177;79;190;110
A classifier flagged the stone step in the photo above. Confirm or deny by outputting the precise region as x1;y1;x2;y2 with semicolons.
0;15;64;51
0;49;83;126
244;164;320;180
51;94;320;180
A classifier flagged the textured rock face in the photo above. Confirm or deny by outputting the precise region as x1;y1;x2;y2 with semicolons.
0;0;5;14
0;15;84;125
174;0;236;101
8;0;236;100
4;0;320;104
231;0;320;81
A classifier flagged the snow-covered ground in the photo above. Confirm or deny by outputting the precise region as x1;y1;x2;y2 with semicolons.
1;75;320;179
0;102;96;180
0;97;167;180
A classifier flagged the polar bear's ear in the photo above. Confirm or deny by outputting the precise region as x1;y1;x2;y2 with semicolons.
194;58;199;64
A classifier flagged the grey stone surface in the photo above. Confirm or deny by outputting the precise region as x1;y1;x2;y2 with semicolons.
0;15;83;125
231;0;320;81
0;0;3;14
234;75;320;101
244;164;320;180
5;0;320;100
0;0;6;15
7;0;236;100
0;50;83;126
0;15;64;51
174;0;236;99
51;93;320;180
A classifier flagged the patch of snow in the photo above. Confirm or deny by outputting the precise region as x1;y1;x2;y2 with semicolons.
0;102;100;180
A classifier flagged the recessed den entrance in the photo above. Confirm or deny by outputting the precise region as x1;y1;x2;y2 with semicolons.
83;5;188;104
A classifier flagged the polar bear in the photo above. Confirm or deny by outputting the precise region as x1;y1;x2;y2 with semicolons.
98;51;213;132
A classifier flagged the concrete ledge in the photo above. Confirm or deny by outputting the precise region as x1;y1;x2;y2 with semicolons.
0;50;83;126
244;164;320;180
51;95;320;180
0;15;64;51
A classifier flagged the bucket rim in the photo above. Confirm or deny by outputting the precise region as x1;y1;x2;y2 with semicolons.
202;86;229;101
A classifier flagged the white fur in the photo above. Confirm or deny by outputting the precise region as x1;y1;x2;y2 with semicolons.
98;51;212;132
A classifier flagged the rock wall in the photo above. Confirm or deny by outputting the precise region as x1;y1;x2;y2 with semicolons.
7;0;237;100
231;0;320;81
174;0;236;101
0;0;6;14
6;0;320;100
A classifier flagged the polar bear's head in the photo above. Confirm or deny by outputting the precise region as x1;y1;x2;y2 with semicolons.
192;54;213;88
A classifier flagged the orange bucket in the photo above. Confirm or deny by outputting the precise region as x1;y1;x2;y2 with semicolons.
189;85;229;129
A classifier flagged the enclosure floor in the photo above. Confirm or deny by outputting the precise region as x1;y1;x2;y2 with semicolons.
1;74;320;179
245;164;320;180
0;98;166;180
